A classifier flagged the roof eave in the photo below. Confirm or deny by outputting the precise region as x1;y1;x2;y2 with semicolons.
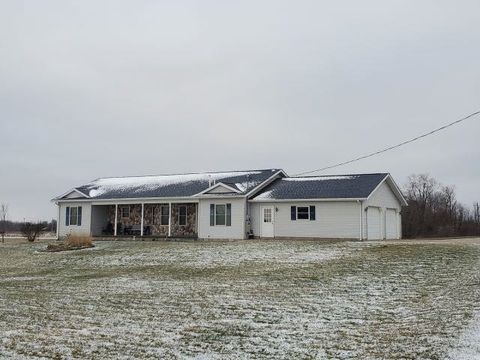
249;197;367;203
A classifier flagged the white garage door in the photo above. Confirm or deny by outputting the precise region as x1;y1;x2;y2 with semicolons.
386;209;398;239
367;207;382;240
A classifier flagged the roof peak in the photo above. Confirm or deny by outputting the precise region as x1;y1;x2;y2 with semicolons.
92;168;282;181
288;173;389;179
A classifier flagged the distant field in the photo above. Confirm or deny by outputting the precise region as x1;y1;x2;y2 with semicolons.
1;238;479;359
2;232;57;240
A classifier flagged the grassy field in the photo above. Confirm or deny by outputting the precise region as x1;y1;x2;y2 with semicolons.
1;238;479;359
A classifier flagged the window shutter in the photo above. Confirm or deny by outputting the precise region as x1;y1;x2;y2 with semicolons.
226;204;232;226
309;206;316;221
210;204;215;226
66;207;70;226
78;207;82;226
291;206;296;221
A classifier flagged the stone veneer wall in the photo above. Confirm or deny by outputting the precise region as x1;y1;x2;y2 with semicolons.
171;203;197;237
106;203;197;237
108;204;142;232
144;204;169;236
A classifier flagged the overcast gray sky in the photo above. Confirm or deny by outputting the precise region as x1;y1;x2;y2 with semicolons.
1;0;479;221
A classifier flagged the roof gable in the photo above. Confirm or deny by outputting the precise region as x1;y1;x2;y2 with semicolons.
56;189;89;200
198;182;242;195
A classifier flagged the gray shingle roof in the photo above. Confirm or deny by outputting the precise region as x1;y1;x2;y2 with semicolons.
252;173;389;200
71;169;282;200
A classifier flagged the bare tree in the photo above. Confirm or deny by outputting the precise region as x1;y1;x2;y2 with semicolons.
21;222;45;242
403;174;480;238
0;203;7;243
474;202;480;235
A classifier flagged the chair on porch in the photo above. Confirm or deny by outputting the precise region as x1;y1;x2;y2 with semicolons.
102;222;114;236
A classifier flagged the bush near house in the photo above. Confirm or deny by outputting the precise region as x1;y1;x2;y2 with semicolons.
46;234;94;252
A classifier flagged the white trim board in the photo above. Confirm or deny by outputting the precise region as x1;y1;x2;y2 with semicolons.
249;198;366;203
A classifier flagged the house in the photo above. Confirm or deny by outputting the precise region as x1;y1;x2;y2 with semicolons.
53;169;407;240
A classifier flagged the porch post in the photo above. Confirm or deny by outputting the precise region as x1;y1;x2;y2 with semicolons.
168;202;172;237
141;203;144;236
114;204;118;236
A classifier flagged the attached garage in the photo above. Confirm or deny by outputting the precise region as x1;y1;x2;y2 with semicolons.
367;207;382;240
250;173;407;240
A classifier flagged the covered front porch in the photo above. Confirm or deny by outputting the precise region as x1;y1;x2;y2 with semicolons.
91;202;198;238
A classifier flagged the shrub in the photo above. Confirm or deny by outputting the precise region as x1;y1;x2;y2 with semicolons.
21;222;45;242
46;234;94;252
65;234;93;248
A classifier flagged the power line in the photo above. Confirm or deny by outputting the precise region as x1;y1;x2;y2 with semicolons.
293;109;480;177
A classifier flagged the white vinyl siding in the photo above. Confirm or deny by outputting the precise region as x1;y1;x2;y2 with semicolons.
386;208;398;239
364;181;402;240
198;198;246;239
58;202;92;238
206;185;238;194
64;191;86;199
250;201;360;239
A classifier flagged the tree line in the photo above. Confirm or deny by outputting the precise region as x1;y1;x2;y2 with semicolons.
402;174;480;238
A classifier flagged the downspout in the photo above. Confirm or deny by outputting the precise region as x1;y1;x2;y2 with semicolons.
56;202;60;240
358;200;363;241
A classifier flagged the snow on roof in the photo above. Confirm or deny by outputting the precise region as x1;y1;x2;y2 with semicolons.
253;173;389;200
254;190;274;200
284;176;356;182
68;169;280;200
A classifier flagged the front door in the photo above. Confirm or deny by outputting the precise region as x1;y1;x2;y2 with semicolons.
261;206;274;238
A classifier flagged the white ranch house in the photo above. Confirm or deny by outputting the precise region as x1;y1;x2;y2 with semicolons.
53;169;407;240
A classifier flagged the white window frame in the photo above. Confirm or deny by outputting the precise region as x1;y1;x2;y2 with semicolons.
70;206;78;226
66;206;82;226
296;206;310;220
210;203;232;227
121;206;130;219
215;204;227;226
263;207;273;223
160;205;169;226
178;205;187;226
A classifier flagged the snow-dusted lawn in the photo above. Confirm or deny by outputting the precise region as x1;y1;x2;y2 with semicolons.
1;239;479;359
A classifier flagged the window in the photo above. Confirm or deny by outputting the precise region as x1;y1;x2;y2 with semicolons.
178;206;187;226
121;206;130;219
216;204;226;225
161;205;169;225
263;208;272;223
290;206;316;221
210;204;231;226
65;206;82;226
297;206;309;220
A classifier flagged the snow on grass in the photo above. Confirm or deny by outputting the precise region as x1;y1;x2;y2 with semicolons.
448;313;480;359
1;239;480;359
